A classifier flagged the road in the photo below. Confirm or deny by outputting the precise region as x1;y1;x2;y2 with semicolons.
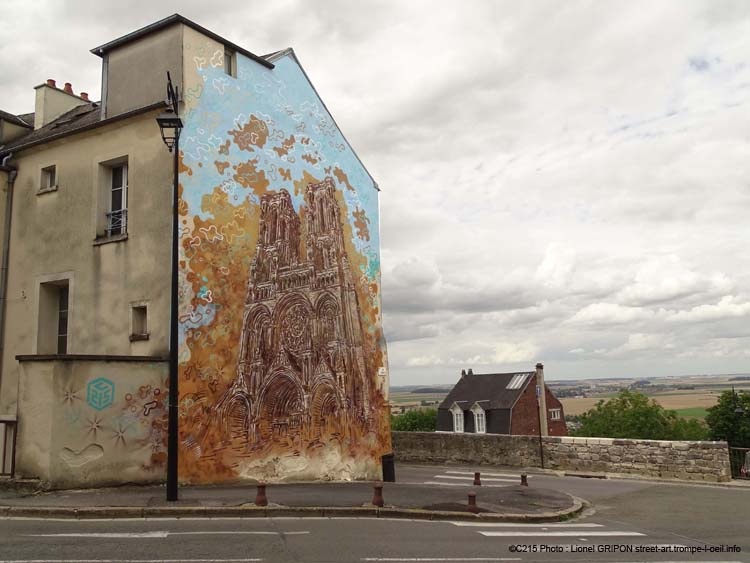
0;463;747;563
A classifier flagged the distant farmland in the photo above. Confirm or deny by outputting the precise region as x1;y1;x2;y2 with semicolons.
561;391;719;418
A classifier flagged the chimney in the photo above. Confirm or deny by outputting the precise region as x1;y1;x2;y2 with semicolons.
467;368;473;376
535;362;548;436
34;79;88;129
80;92;89;101
460;369;466;379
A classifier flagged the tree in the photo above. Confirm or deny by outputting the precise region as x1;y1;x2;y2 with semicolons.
390;408;437;432
574;390;710;441
705;390;750;448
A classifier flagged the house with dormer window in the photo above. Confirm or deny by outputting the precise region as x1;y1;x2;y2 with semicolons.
437;363;567;436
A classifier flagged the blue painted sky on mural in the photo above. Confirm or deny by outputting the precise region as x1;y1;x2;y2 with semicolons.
2;0;749;384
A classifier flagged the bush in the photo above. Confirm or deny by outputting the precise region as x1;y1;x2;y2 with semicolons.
574;390;710;441
390;408;437;432
705;390;750;447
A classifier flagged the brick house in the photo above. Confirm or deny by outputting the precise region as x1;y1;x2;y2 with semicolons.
436;363;567;436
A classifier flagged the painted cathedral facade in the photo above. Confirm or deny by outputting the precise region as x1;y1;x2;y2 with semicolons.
216;178;373;448
177;29;390;483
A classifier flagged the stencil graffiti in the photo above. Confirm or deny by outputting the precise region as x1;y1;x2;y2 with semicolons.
87;378;115;411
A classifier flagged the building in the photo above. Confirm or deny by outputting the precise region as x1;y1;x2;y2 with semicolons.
436;363;567;436
0;14;389;488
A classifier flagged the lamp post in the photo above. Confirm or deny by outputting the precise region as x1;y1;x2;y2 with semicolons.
156;72;183;502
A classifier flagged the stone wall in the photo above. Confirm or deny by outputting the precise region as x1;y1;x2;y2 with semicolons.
392;432;732;483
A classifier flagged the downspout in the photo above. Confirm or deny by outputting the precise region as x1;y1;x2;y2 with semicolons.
0;153;16;398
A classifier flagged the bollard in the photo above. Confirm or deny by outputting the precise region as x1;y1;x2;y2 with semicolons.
520;474;528;486
473;471;482;486
255;483;268;506
467;491;480;514
372;482;384;507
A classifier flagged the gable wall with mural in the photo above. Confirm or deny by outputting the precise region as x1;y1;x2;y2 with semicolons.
177;27;390;483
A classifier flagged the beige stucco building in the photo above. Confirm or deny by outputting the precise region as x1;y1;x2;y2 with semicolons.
0;15;390;488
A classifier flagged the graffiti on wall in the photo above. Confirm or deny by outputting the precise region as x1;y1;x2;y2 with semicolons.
178;38;389;483
58;375;168;472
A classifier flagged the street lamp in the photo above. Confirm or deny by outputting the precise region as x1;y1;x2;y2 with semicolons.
156;72;183;502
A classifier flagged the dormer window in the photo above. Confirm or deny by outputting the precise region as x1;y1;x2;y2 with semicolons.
471;402;486;434
449;403;464;433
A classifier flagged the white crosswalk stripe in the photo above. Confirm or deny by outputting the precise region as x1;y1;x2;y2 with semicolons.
480;530;646;537
425;470;527;487
444;471;530;479
434;475;518;483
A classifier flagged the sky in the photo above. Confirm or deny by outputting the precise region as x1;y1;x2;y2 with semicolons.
2;1;749;385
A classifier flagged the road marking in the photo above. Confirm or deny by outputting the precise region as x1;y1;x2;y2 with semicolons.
422;481;510;488
25;531;309;538
479;531;646;537
451;523;604;529
361;559;521;562
25;532;169;538
433;475;518;483
445;471;528;479
0;560;264;563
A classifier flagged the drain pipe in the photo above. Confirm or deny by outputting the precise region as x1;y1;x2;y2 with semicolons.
0;152;16;395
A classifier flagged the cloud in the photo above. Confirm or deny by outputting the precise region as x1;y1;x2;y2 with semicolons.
2;0;749;384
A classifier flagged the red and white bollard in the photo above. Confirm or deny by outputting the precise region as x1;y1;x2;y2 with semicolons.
372;482;384;507
467;491;480;514
255;483;268;506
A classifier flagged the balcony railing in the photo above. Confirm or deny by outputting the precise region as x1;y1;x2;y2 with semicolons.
106;208;128;237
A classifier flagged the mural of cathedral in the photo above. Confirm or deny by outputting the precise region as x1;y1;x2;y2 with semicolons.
216;178;374;448
176;32;390;483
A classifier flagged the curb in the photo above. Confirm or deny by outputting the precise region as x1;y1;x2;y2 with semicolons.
0;497;586;522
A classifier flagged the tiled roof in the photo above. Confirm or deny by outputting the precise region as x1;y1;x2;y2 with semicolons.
438;371;535;411
0;109;33;129
0;103;100;153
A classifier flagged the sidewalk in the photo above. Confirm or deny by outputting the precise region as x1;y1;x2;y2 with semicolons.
0;479;584;522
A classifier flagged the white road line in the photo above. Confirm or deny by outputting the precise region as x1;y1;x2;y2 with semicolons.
453;523;604;530
24;532;169;538
433;475;518;483
361;559;521;562
479;531;646;537
445;471;528;479
0;560;264;563
422;481;510;488
24;531;309;538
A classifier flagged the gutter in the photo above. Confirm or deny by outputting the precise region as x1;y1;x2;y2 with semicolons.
0;153;16;398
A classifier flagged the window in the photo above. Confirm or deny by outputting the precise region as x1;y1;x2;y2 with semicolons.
471;403;486;434
38;279;70;354
130;305;149;341
224;49;236;77
106;163;128;237
450;404;464;433
40;165;57;191
550;408;561;421
57;286;69;354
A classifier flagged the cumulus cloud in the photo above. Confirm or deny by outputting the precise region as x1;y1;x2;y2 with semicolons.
2;0;749;384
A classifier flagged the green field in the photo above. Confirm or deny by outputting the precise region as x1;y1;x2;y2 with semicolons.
673;407;709;419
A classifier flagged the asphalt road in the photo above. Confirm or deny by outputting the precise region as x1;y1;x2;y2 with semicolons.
0;463;747;563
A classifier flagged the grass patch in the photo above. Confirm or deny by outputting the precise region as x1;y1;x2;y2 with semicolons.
674;407;709;419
